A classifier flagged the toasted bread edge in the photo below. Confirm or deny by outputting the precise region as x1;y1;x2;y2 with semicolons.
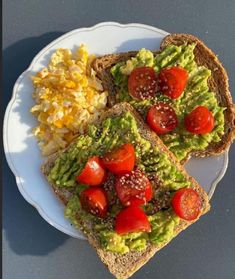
41;102;210;279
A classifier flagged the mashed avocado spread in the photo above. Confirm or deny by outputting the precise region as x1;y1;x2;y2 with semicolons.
49;112;186;254
110;44;225;161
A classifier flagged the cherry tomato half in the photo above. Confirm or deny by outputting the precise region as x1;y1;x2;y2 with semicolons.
77;156;106;186
80;187;108;218
147;102;178;135
157;66;188;99
115;206;151;235
184;106;214;134
171;188;201;221
128;67;157;100
102;143;135;175
115;169;153;206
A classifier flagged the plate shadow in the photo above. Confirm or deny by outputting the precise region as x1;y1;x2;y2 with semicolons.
3;32;74;256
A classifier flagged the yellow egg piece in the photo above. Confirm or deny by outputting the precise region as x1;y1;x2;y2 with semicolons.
31;45;108;156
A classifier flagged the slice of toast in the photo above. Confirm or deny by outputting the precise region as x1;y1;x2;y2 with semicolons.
41;102;210;279
92;33;235;163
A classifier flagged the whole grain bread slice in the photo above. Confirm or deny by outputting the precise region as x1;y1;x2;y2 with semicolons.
41;102;210;279
92;33;235;163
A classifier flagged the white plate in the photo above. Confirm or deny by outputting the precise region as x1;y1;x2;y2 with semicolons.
3;22;229;240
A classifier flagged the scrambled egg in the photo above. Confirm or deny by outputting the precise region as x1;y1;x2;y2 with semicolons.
31;45;108;156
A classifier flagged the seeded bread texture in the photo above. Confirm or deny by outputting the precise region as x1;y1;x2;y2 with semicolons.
92;33;235;163
41;102;210;279
41;149;75;205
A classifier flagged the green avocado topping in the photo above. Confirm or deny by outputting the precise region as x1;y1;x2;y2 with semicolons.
110;44;225;161
48;112;189;190
48;112;191;254
48;43;218;254
65;195;179;254
148;210;180;244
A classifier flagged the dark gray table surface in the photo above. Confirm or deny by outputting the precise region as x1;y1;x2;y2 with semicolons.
3;1;235;278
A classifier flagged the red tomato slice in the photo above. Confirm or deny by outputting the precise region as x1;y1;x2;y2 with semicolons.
199;113;215;134
184;106;214;134
128;67;157;100
115;206;151;235
157;66;188;99
145;182;153;202
102;143;135;175
77;156;106;186
115;169;153;206
128;182;153;207
80;187;108;218
171;188;201;221
146;102;178;135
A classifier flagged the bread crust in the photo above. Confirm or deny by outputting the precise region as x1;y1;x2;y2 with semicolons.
92;33;235;164
41;102;210;279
